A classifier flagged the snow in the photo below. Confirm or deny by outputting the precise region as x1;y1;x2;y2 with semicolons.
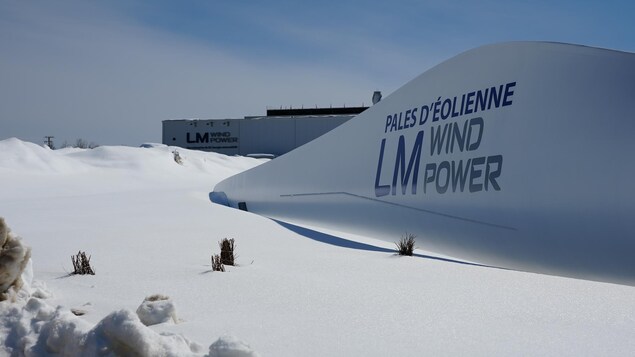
136;294;178;326
2;302;204;356
207;336;260;357
1;137;634;356
0;217;32;301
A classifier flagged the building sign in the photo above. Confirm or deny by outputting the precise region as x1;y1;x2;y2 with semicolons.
164;119;240;155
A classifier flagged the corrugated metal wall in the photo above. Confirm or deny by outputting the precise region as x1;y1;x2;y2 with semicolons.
163;115;352;156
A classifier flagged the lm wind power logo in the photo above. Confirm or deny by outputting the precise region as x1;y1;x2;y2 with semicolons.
374;82;516;197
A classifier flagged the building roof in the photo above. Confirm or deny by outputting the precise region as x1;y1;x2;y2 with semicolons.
265;106;368;117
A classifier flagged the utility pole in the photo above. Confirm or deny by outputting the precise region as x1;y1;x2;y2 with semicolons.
44;136;55;149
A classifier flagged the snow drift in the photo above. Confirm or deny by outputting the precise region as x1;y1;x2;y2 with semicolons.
0;217;32;302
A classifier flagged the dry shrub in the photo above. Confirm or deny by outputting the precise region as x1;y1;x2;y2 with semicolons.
211;254;225;272
71;251;95;275
396;233;416;256
172;150;183;165
219;238;235;266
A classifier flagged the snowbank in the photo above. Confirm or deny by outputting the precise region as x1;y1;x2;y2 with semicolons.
207;335;260;357
0;138;85;173
0;217;32;301
1;297;263;356
1;298;204;356
0;139;265;356
0;137;265;178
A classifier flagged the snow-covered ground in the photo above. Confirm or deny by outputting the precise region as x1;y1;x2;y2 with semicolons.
1;137;634;356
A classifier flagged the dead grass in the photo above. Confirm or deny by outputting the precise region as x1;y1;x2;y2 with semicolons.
219;238;235;266
211;254;225;272
71;251;95;275
395;233;416;256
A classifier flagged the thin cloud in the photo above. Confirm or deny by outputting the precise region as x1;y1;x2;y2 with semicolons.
2;0;634;146
0;2;386;146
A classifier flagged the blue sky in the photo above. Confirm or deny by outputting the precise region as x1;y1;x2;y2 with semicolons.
1;0;634;146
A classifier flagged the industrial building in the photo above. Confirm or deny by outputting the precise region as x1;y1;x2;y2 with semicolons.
163;105;374;157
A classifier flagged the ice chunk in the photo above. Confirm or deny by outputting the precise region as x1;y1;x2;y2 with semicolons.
136;294;178;326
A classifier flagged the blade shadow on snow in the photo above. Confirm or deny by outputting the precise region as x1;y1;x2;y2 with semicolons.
273;220;503;270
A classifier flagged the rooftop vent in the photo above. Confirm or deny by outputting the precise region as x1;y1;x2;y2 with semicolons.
372;91;382;105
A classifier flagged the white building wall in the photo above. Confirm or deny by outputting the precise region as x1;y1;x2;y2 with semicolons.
163;115;354;156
